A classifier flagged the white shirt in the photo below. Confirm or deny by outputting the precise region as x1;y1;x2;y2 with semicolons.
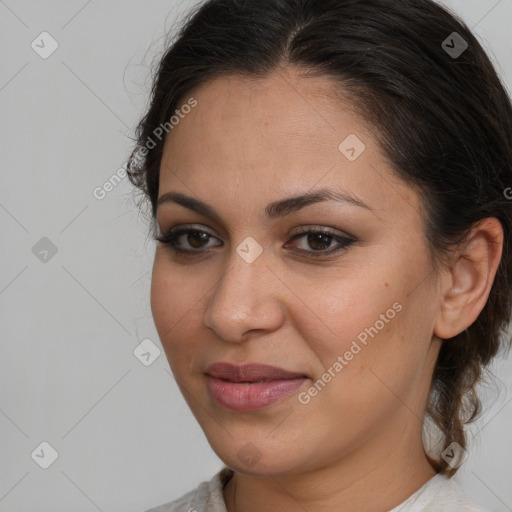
143;466;489;512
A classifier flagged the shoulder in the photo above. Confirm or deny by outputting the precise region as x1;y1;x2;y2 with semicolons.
142;467;233;512
389;473;490;512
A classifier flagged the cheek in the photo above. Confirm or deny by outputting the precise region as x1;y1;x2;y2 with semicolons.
294;273;403;361
150;260;176;335
150;257;204;356
150;254;201;322
307;286;434;417
296;261;432;390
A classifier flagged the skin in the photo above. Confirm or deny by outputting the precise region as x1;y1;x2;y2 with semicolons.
150;66;503;512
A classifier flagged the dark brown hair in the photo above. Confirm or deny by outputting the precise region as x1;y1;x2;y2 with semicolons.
127;0;512;476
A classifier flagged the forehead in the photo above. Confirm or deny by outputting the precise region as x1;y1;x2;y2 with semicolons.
168;69;360;152
159;68;421;221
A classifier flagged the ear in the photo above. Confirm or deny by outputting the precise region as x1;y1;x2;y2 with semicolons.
434;218;503;340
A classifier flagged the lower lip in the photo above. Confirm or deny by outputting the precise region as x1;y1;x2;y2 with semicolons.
206;375;307;411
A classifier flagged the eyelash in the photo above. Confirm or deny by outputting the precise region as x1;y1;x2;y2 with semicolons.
154;225;356;259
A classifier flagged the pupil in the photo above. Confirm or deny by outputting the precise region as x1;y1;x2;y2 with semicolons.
308;233;332;250
188;231;209;248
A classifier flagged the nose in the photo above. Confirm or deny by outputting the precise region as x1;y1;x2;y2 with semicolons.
203;246;285;342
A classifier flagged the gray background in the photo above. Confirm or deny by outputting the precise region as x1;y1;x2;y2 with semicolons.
0;1;511;511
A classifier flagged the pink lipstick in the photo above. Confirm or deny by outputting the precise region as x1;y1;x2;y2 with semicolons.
205;362;308;411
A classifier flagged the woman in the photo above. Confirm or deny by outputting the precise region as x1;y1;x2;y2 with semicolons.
127;0;512;510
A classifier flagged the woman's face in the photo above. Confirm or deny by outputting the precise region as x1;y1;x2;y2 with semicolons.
151;68;444;476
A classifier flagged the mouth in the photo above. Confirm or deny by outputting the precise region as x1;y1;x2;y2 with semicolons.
205;362;308;382
204;362;309;411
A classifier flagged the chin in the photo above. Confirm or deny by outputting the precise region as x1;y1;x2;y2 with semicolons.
206;435;311;476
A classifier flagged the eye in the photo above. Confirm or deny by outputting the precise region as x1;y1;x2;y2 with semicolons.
154;224;356;259
286;226;356;258
155;225;222;254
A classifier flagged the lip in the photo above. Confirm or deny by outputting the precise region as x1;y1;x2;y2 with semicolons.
205;362;308;411
205;362;307;382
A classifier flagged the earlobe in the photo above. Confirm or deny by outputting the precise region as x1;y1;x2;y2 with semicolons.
434;218;503;340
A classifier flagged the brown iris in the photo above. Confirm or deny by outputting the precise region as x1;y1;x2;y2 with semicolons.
307;232;332;250
188;231;210;248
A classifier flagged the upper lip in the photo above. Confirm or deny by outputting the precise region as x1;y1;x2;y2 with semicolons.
205;362;307;383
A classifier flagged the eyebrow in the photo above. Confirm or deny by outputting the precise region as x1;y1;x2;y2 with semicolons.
157;188;372;222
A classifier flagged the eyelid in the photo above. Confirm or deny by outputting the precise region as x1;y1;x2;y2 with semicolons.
290;224;355;239
159;224;222;250
285;226;356;258
156;224;353;244
159;223;218;238
156;223;357;260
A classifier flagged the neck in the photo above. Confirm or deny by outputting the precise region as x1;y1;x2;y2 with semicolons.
223;423;437;512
